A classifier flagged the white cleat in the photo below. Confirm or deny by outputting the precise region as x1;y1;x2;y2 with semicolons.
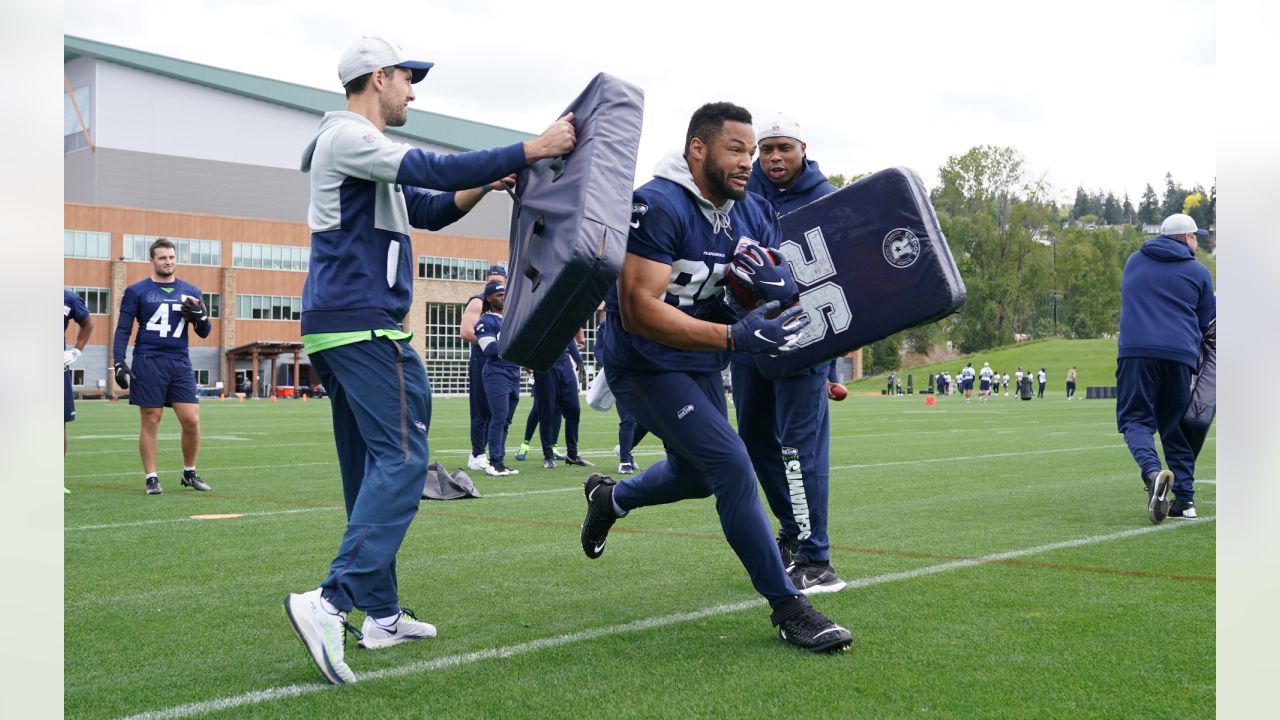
284;589;356;684
358;609;437;650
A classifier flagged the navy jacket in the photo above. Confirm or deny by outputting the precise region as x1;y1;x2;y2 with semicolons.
1118;235;1215;369
746;157;837;217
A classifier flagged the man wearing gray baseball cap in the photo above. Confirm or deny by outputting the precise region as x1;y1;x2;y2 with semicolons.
1116;212;1215;525
284;36;576;685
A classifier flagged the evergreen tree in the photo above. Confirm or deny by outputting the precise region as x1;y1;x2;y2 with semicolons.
1122;192;1136;224
1139;183;1160;224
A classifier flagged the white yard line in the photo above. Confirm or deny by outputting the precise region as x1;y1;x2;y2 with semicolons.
114;517;1213;720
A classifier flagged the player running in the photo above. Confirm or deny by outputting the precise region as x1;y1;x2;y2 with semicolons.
112;238;213;496
582;102;851;653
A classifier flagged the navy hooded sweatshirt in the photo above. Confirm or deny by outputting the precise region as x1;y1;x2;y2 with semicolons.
746;157;837;217
1117;235;1215;369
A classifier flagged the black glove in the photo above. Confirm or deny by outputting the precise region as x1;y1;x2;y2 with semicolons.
114;361;131;390
729;300;810;356
180;297;208;323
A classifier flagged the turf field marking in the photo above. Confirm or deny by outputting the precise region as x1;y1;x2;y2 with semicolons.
113;517;1212;720
831;443;1125;470
65;461;338;480
65;507;340;532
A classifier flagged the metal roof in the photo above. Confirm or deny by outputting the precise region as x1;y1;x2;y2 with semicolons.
64;35;534;151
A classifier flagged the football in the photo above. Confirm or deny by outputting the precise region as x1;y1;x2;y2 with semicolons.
828;382;848;401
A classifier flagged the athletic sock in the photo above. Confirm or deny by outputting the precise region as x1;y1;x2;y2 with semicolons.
183;466;196;473
145;472;157;479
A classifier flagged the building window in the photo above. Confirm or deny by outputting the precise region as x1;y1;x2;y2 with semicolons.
417;256;492;282
64;230;111;260
66;286;110;314
232;242;310;272
123;235;222;267
64;85;91;153
236;294;302;321
193;369;210;386
71;369;85;386
203;293;221;319
424;302;469;395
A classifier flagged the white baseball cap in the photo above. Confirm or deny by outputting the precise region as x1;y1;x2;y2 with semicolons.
1159;213;1209;237
338;37;434;86
756;113;804;144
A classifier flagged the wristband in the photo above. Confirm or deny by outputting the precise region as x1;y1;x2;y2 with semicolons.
726;324;733;352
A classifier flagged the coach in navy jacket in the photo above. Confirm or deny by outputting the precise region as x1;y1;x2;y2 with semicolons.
1116;213;1215;524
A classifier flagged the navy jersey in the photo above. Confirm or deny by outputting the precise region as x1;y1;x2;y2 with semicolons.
475;312;519;373
113;278;211;362
600;175;781;374
64;289;89;336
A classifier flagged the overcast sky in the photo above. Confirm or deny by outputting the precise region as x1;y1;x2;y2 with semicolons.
65;0;1216;204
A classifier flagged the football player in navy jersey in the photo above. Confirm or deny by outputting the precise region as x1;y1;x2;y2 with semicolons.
64;289;94;494
112;238;213;495
459;265;508;472
475;281;521;476
582;102;851;653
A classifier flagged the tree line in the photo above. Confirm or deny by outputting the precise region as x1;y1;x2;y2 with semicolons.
840;146;1216;372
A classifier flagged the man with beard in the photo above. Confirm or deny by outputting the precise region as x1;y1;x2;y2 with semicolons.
284;36;576;684
583;102;852;653
736;113;845;594
112;238;214;496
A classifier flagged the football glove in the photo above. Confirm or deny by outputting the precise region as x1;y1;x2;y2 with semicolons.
63;348;81;369
180;297;208;323
727;244;800;311
729;300;810;356
114;361;131;390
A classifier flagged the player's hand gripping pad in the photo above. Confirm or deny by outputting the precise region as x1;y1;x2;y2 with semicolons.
497;73;644;371
754;167;967;380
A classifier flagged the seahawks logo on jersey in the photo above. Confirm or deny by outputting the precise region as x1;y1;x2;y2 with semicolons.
630;203;648;229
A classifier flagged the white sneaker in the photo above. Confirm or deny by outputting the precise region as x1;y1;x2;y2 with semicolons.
284;588;356;684
358;609;437;650
468;454;491;471
613;444;620;457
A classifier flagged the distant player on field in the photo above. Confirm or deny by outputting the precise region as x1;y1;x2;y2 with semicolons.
959;362;976;403
64;289;94;494
475;281;521;476
583;102;851;652
112;238;213;496
978;361;994;402
460;265;508;473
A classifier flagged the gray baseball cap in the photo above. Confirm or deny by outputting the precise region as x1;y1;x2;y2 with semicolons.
338;37;433;85
1159;213;1209;237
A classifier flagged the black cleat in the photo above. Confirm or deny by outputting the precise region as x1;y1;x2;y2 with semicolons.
145;476;163;495
771;595;852;653
1146;469;1173;524
565;455;595;467
1168;498;1197;519
788;556;847;595
777;536;799;568
181;470;212;492
580;474;623;559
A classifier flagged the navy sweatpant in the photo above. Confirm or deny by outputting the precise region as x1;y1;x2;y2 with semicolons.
468;353;489;457
616;402;648;465
537;356;580;458
310;337;430;618
1116;357;1197;501
731;359;833;563
483;364;520;465
606;367;800;606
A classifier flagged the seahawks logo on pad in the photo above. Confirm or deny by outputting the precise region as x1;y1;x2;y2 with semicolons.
882;228;921;269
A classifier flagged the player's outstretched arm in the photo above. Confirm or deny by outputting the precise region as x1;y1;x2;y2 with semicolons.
459;297;484;344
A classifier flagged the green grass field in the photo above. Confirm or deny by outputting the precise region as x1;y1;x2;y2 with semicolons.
64;391;1215;719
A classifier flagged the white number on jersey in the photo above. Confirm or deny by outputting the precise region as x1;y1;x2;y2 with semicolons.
667;259;727;307
144;302;186;339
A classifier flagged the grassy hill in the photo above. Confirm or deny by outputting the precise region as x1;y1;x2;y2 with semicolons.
848;337;1119;395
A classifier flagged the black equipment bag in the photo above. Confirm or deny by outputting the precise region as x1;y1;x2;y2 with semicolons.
1182;317;1216;458
497;73;644;370
755;167;966;380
